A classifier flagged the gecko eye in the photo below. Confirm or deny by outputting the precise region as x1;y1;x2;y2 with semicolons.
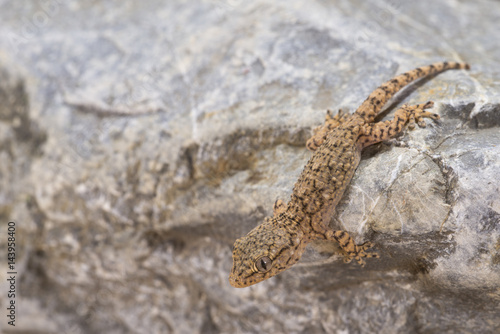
255;256;272;273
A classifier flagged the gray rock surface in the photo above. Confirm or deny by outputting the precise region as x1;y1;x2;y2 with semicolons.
0;0;499;333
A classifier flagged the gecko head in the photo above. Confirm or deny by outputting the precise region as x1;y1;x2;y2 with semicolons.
229;217;305;288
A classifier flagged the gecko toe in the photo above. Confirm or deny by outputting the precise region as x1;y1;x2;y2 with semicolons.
356;257;367;267
365;252;379;259
423;101;435;109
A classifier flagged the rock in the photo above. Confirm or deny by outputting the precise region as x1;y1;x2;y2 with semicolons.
0;1;499;333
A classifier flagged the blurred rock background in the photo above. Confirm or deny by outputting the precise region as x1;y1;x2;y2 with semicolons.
0;0;499;333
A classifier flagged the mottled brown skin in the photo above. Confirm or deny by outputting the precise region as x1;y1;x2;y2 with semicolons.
229;62;470;288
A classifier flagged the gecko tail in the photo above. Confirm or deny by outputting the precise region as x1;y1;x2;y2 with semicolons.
355;61;470;122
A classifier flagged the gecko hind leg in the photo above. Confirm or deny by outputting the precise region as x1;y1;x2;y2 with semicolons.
328;230;379;267
273;199;287;216
358;101;438;149
306;109;349;151
407;101;439;129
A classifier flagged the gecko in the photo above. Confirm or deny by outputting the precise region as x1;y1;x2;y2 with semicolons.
229;61;470;288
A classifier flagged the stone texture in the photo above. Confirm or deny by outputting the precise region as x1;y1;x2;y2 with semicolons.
0;0;499;333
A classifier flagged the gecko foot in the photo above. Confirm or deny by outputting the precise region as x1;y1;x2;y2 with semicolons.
407;101;438;129
273;199;287;216
331;230;379;267
306;108;349;151
340;242;379;267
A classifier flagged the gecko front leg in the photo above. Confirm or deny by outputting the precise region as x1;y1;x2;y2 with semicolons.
326;230;379;266
310;213;379;266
